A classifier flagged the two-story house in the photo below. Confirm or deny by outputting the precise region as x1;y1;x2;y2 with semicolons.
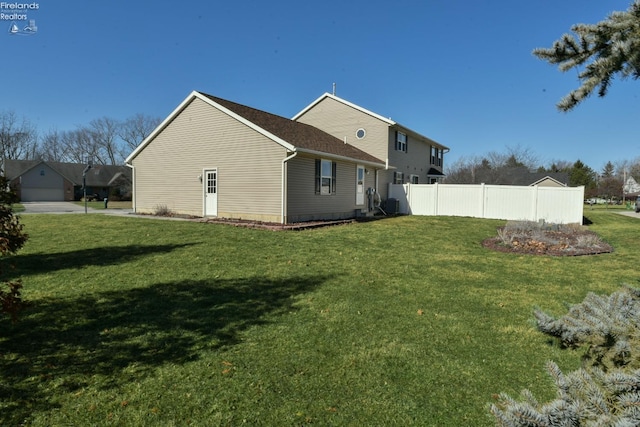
125;90;446;223
293;93;448;201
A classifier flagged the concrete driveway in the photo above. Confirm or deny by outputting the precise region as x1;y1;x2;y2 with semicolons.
20;202;132;215
616;210;640;219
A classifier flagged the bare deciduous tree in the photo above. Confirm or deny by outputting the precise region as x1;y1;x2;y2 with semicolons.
4;112;161;165
0;110;38;161
89;117;122;165
485;146;539;170
445;146;541;184
119;113;161;153
59;128;99;164
38;129;67;162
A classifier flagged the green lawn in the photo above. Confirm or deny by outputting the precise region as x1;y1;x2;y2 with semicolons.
73;200;133;210
1;210;637;426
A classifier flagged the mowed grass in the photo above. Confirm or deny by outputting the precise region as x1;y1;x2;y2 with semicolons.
73;200;133;210
1;210;637;426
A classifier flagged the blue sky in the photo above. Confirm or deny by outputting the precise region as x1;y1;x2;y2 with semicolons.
2;0;637;172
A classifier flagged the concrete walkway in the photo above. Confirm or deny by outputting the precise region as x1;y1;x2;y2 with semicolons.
20;202;133;215
18;202;198;221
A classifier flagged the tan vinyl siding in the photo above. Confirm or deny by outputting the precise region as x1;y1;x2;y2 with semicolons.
295;97;389;162
286;154;376;222
388;128;435;184
534;178;565;187
132;98;285;220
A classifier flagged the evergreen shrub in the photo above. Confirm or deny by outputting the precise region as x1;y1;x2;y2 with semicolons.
491;286;640;426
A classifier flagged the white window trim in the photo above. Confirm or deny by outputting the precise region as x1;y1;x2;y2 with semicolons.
394;171;404;184
396;132;407;152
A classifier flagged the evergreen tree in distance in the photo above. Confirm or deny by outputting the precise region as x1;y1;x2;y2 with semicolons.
534;1;640;111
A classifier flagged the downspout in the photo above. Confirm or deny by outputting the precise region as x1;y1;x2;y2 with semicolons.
125;163;135;213
281;151;298;224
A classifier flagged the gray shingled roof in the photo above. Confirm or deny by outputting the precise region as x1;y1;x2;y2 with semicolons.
3;159;131;186
199;92;385;165
473;167;569;186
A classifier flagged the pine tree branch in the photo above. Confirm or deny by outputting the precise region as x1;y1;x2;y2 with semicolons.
533;1;640;111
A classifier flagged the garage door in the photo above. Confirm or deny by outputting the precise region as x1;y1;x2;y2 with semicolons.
21;188;65;202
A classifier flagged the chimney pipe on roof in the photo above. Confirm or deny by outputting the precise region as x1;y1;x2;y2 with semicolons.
332;83;336;96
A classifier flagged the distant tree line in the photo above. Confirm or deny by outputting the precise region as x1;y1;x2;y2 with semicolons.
0;110;161;166
444;145;640;202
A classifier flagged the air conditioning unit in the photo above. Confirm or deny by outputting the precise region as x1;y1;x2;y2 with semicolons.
385;198;399;214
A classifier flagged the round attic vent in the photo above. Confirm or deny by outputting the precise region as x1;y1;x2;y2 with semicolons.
356;128;366;139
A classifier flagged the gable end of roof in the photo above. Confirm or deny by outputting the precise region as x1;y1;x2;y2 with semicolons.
292;93;396;125
127;91;387;168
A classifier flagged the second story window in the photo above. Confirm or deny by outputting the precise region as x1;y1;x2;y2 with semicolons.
431;146;443;166
395;131;407;153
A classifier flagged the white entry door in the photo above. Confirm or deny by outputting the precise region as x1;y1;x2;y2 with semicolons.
356;165;365;205
204;169;218;217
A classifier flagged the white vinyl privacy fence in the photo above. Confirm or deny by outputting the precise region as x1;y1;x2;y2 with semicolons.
387;183;585;224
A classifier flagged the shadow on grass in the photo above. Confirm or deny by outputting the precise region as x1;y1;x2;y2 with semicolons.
0;274;330;425
2;243;198;280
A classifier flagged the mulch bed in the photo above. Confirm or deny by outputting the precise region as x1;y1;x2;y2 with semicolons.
482;230;614;257
198;217;357;231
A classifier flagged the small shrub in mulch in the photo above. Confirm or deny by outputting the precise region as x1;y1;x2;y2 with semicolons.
482;220;613;256
153;204;173;217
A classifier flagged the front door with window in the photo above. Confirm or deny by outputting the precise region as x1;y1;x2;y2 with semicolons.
356;165;365;205
204;169;217;217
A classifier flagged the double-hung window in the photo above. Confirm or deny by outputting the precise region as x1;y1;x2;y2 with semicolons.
395;131;407;152
393;171;404;184
430;146;443;166
315;159;337;195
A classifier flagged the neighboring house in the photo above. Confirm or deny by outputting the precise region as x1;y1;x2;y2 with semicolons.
293;93;449;200
3;159;132;202
529;175;568;187
125;91;388;223
623;176;640;197
467;167;569;187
